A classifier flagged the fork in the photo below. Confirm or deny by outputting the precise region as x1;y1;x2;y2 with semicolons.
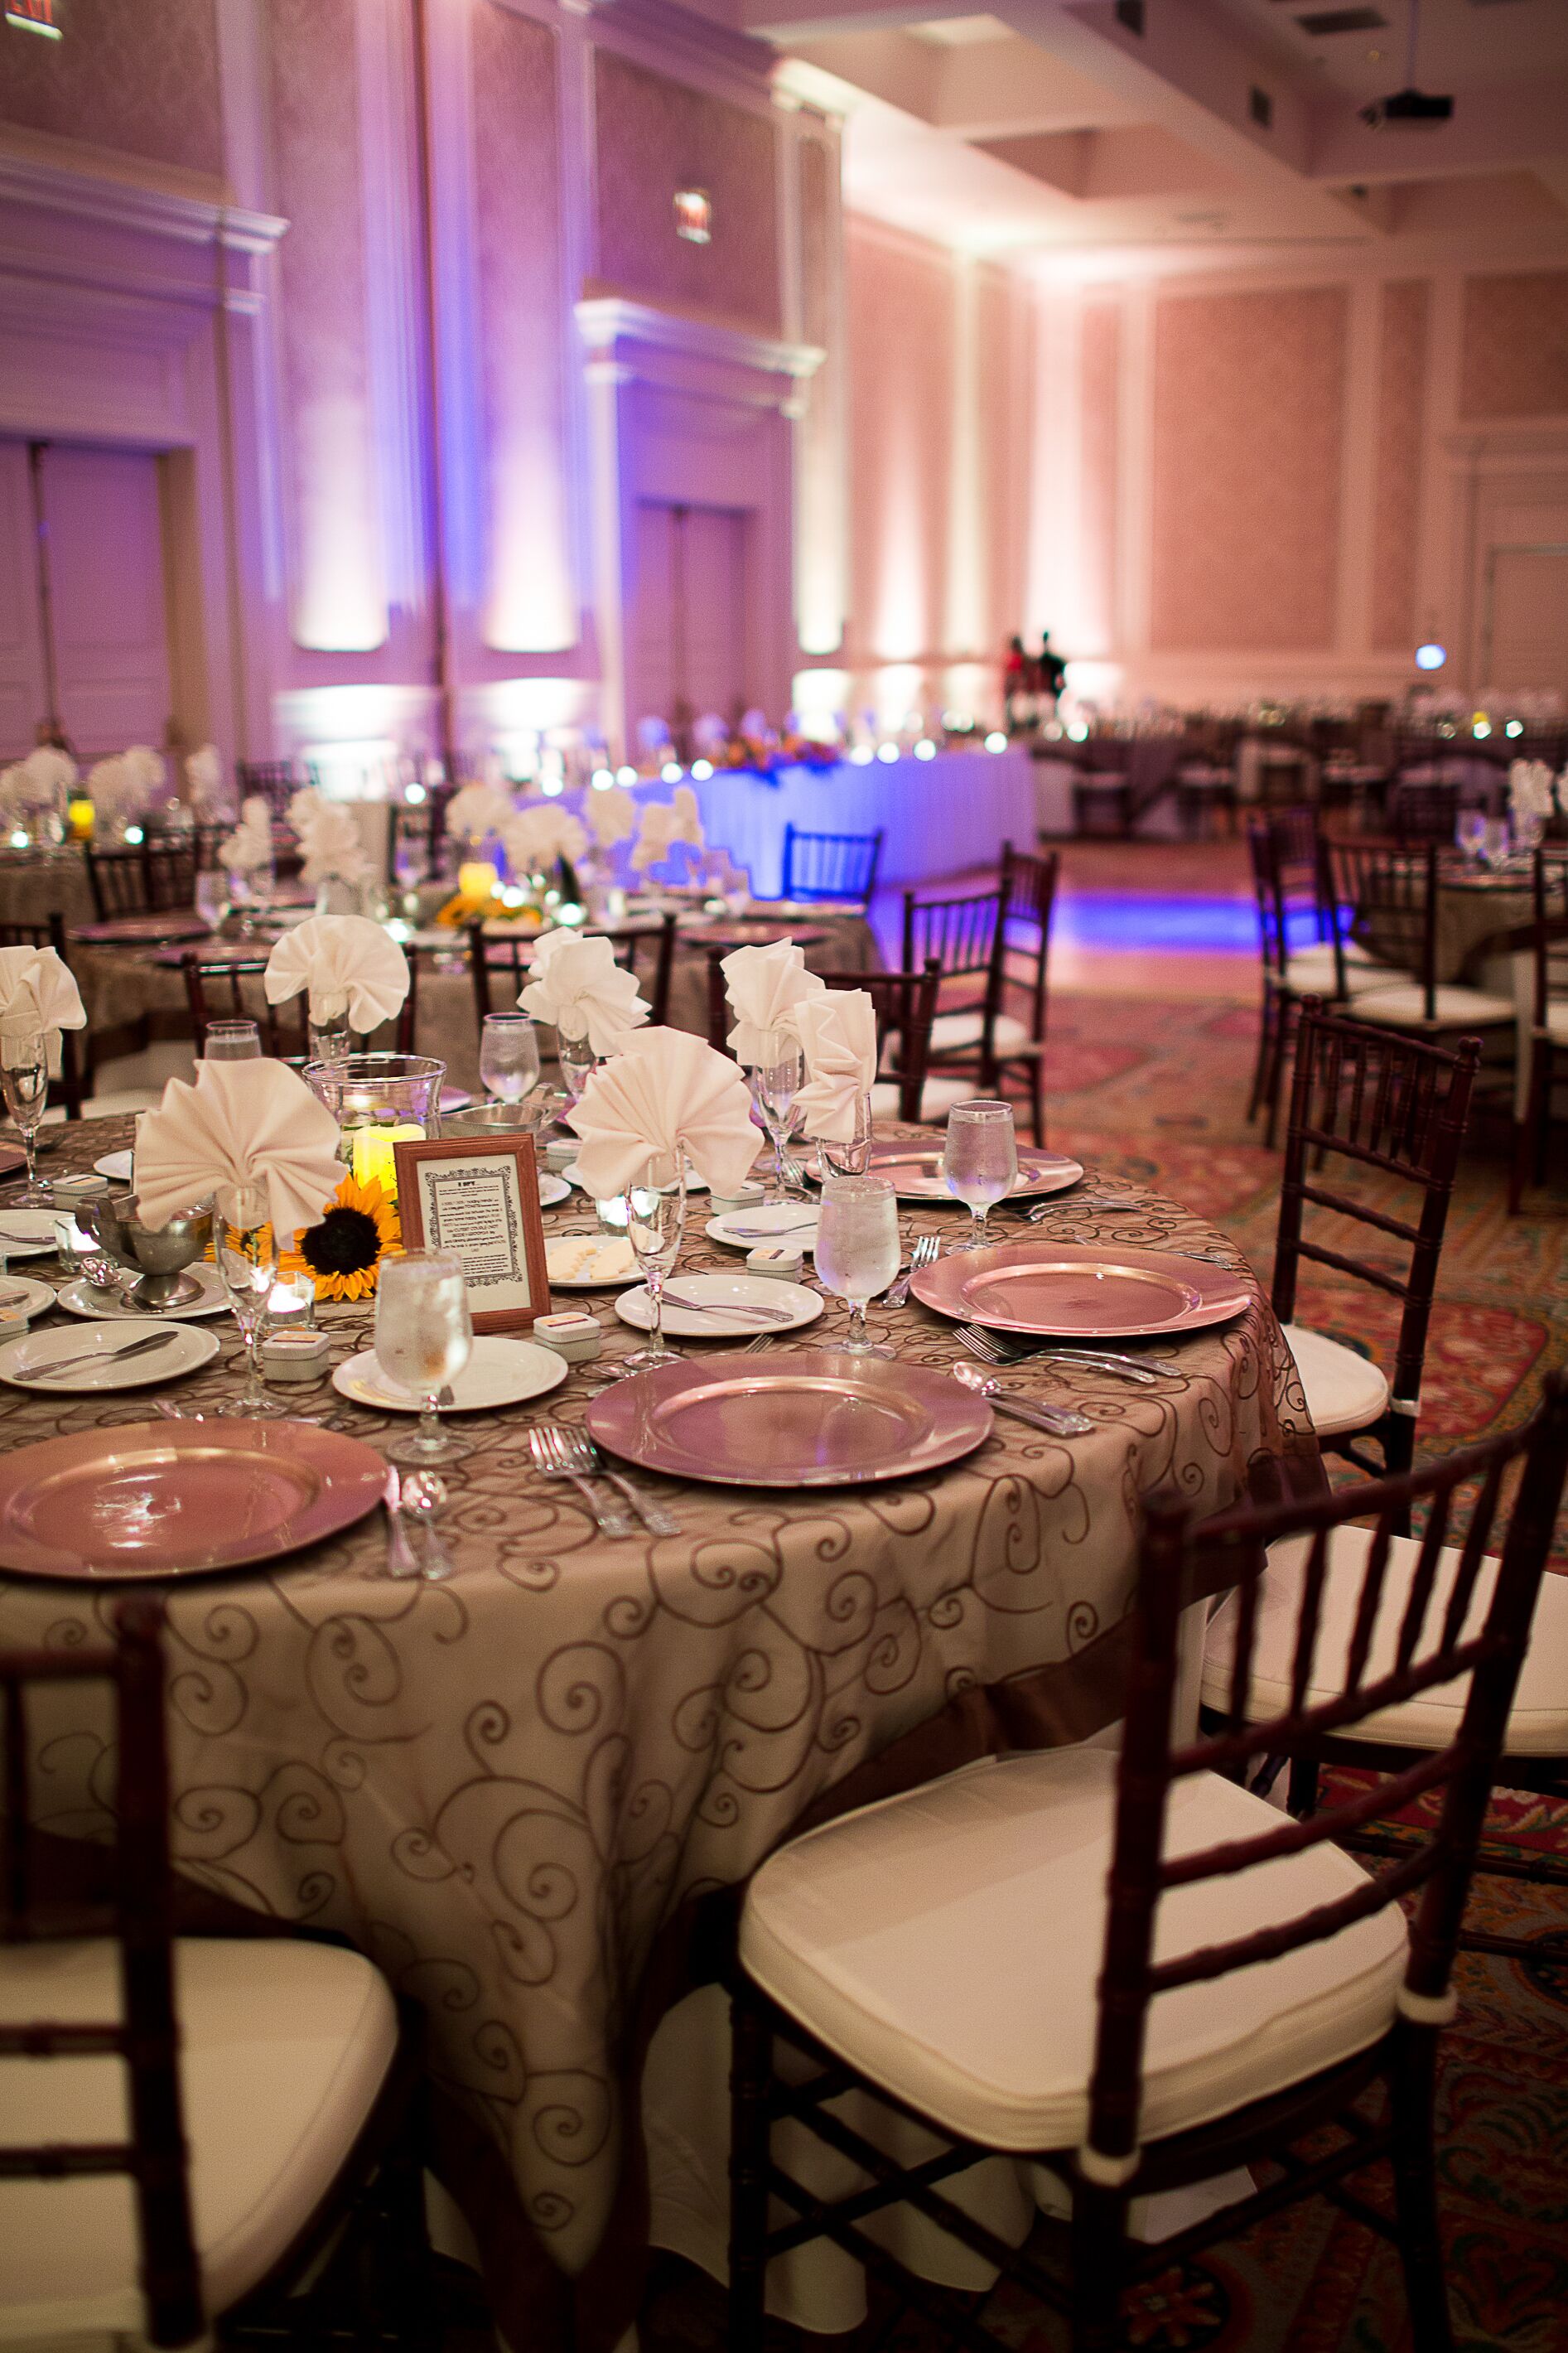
556;1427;680;1536
885;1233;939;1310
663;1287;800;1325
956;1324;1180;1379
528;1423;634;1538
21;1330;180;1381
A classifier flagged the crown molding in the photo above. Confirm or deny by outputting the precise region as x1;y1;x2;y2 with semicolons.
584;0;777;99
576;292;823;379
0;148;287;254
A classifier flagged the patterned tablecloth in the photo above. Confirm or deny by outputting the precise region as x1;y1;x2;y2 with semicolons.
0;846;94;930
0;1115;1314;2332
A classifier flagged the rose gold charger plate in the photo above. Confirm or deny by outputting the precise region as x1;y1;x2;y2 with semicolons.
586;1348;992;1489
911;1240;1251;1340
810;1143;1083;1202
0;1419;388;1582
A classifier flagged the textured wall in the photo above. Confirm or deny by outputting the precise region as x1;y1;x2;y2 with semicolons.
1371;279;1430;653
1078;299;1120;655
1150;286;1347;652
592;52;779;332
845;218;954;664
0;0;223;180
1459;271;1568;420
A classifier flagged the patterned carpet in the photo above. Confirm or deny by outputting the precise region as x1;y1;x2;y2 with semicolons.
634;990;1568;2353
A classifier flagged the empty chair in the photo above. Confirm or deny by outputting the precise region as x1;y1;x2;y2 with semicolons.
84;841;198;921
1245;812;1397;1145
1325;838;1516;1042
727;1378;1568;2353
1511;850;1568;1211
0;915;82;1118
906;844;1058;1143
1387;775;1498;844
823;960;942;1124
1172;757;1238;838
183;952;421;1062
780;824;884;911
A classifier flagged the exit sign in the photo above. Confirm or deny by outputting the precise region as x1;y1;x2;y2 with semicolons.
6;0;61;34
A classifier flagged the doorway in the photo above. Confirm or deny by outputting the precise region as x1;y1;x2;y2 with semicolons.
628;499;751;741
0;439;175;761
1479;543;1568;696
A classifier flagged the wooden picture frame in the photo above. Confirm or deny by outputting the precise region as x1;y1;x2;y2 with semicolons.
393;1133;552;1333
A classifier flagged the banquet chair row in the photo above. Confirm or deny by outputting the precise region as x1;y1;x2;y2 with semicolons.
1509;852;1568;1210
0;1599;439;2350
903;843;1059;1143
0;914;83;1119
703;952;943;1123
726;1374;1568;2353
470;909;679;1033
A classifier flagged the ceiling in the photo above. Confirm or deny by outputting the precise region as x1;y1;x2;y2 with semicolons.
753;0;1568;274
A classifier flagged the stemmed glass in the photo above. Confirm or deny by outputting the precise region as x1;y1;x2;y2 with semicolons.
214;1182;280;1416
752;1027;803;1201
195;869;229;931
943;1099;1018;1251
374;1250;473;1464
615;1162;685;1370
814;1176;900;1356
1455;809;1487;864
1;1032;52;1204
204;1020;262;1061
480;1014;542;1113
557;1016;596;1107
816;1092;875;1180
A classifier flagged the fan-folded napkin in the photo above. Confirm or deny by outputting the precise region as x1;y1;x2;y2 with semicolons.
794;988;877;1143
185;743;228;815
630;785;705;872
219;798;273;874
134;1059;345;1239
0;945;86;1065
264;915;409;1030
501;803;588;877
567;1027;759;1198
721;936;826;1064
519;930;648;1055
586;784;637;848
445;783;515;842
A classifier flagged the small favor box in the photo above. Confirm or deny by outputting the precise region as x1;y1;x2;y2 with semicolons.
259;1330;332;1383
543;1139;577;1174
711;1181;765;1214
746;1243;804;1281
533;1310;602;1364
0;1303;31;1341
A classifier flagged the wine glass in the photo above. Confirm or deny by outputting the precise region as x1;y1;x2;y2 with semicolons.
943;1099;1018;1250
204;1020;262;1061
557;1016;596;1107
814;1176;900;1356
1454;809;1487;864
752;1027;802;1201
1;1032;52;1204
374;1249;473;1464
214;1183;280;1416
816;1092;874;1179
480;1014;542;1111
195;869;230;931
616;1162;685;1370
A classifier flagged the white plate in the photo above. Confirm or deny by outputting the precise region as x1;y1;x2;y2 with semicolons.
0;1317;220;1394
331;1336;568;1413
0;1273;57;1320
615;1273;823;1339
706;1201;820;1254
0;1210;67;1259
57;1265;229;1321
94;1151;134;1183
544;1232;640;1289
563;1162;710;1196
538;1173;572;1210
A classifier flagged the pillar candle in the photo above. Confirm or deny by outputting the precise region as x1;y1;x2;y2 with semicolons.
350;1122;425;1202
458;860;499;904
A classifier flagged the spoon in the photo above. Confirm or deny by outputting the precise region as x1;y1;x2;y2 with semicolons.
401;1470;456;1580
949;1361;1094;1436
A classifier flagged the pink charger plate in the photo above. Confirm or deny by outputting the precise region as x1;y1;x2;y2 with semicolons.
911;1239;1251;1340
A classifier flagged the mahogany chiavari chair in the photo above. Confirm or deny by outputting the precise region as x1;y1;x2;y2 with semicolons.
0;1600;437;2346
1324;837;1515;1042
234;759;297;824
727;1377;1568;2353
83;839;199;921
1511;849;1568;1212
469;911;678;1037
905;845;1058;1143
0;912;83;1117
779;824;885;911
1244;813;1397;1145
1387;775;1500;844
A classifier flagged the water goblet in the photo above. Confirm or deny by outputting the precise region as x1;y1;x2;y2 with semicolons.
374;1249;473;1464
214;1182;281;1416
814;1175;900;1356
752;1027;803;1201
204;1019;262;1061
1455;809;1487;864
480;1013;542;1111
1;1032;52;1204
557;1016;596;1107
943;1099;1017;1250
616;1162;685;1370
195;869;230;931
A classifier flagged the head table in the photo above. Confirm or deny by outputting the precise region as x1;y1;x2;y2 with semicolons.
0;1114;1314;2349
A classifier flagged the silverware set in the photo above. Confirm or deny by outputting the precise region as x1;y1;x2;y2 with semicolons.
955;1323;1182;1384
948;1362;1094;1437
529;1423;679;1538
885;1233;939;1308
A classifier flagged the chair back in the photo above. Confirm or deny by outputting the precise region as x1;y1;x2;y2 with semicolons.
1387;775;1498;843
181;952;307;1062
1527;849;1568;1030
816;961;941;1123
901;881;1004;992
1274;1003;1479;1455
1325;838;1437;1013
0;913;84;1117
84;843;196;921
235;760;297;824
469;911;678;1037
1083;1374;1568;2181
1001;842;1058;1043
780;824;885;910
1247;811;1331;981
1;1600;203;2345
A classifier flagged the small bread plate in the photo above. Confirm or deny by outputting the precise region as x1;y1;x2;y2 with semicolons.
706;1201;820;1254
809;1143;1083;1204
544;1232;639;1289
332;1335;567;1413
538;1172;572;1210
0;1209;67;1259
94;1150;135;1184
0;1418;387;1581
0;1317;220;1394
57;1263;229;1321
911;1239;1250;1340
0;1273;56;1320
586;1348;991;1488
615;1272;823;1339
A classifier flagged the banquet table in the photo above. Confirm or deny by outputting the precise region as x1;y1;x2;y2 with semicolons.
0;844;94;930
687;748;1038;890
0;1115;1314;2349
1433;855;1566;983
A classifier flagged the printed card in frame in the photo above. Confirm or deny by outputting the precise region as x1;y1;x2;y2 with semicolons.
393;1134;552;1333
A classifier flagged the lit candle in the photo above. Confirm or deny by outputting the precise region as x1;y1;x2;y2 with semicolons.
458;859;499;904
350;1121;425;1202
68;798;94;839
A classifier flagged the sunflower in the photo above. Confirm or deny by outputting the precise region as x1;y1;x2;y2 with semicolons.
282;1172;401;1303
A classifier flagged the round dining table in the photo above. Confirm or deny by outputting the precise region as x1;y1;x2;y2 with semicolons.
0;843;94;930
0;1114;1315;2350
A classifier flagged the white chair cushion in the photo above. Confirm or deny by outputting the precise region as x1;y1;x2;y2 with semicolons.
1346;982;1515;1028
929;1012;1033;1057
1200;1529;1568;1758
0;1936;398;2341
1282;1323;1391;1437
741;1747;1407;2155
869;1076;977;1122
1282;949;1399;998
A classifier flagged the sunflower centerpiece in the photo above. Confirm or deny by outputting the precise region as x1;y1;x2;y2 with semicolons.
282;1170;401;1303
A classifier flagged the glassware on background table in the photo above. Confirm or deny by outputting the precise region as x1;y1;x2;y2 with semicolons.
814;1175;900;1355
214;1182;281;1415
615;1162;686;1370
374;1249;473;1463
943;1099;1018;1249
204;1019;262;1061
1;1032;52;1204
1455;809;1487;863
752;1027;803;1201
1479;818;1511;872
557;1016;596;1107
308;1017;353;1065
479;1013;542;1112
816;1091;875;1179
195;870;230;930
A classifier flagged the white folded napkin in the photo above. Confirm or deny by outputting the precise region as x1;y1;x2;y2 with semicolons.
12;746;75;809
122;746;167;802
630;786;705;873
219;798;273;875
134;1059;345;1239
185;743;229;817
296;801;369;885
445;782;516;843
0;945;86;1066
794;988;877;1143
287;786;323;836
264;914;409;1030
586;784;637;848
519;929;649;1055
501;803;588;877
721;937;827;1064
87;755;146;829
1509;759;1556;821
567;1026;760;1198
